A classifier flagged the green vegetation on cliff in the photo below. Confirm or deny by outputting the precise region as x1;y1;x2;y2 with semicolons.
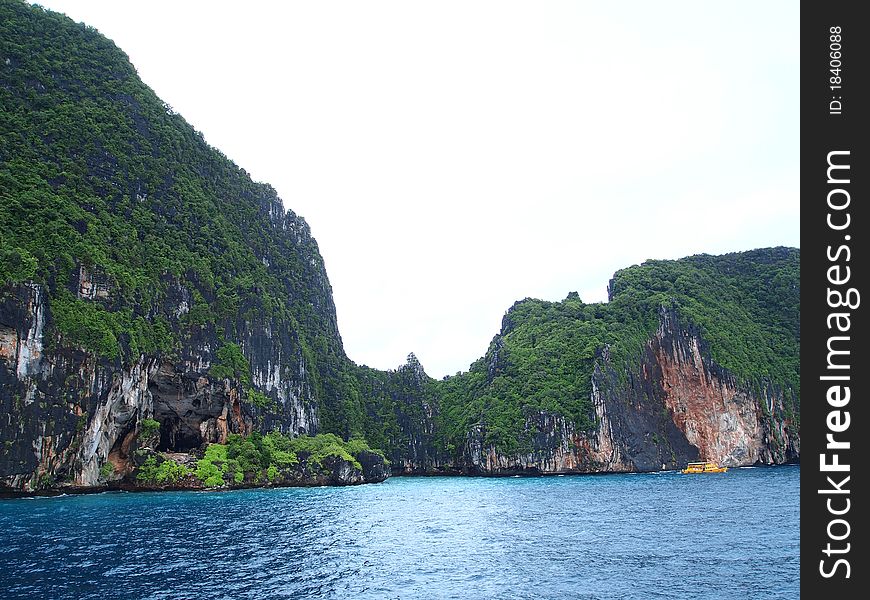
353;355;439;462
429;247;800;457
608;248;799;387
1;3;799;475
0;2;329;348
0;2;370;447
345;248;799;463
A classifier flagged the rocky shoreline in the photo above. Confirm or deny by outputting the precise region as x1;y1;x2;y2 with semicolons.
2;459;803;499
1;450;389;498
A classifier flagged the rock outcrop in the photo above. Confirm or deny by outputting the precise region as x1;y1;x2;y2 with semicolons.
1;1;381;494
394;306;798;476
0;278;343;493
0;3;798;494
122;448;388;493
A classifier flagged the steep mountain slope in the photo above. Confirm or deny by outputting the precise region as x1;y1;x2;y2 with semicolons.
370;248;800;473
0;1;373;491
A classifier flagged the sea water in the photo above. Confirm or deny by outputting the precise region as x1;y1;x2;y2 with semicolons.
0;465;799;599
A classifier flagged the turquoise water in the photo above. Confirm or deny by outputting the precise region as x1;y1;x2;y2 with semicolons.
0;466;799;599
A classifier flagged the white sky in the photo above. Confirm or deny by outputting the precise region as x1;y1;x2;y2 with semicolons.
35;1;800;378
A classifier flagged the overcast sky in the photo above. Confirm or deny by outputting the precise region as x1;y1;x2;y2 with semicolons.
36;1;799;378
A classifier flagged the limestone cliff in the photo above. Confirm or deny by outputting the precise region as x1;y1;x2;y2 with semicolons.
388;305;798;476
0;2;387;493
0;3;798;492
0;267;329;491
377;242;801;476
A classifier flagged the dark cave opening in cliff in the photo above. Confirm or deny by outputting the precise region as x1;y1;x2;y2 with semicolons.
147;368;212;453
153;415;203;453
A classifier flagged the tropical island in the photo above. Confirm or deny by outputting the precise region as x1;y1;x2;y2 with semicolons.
0;2;798;496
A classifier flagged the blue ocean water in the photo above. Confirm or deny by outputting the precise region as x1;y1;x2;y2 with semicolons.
0;466;799;599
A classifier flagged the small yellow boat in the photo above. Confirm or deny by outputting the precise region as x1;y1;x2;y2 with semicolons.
681;461;727;474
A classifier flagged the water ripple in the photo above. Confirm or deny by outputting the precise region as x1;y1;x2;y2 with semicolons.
0;466;799;599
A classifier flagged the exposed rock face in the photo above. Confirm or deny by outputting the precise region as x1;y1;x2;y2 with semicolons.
650;308;799;467
403;307;798;475
355;450;391;483
1;285;159;490
76;266;112;301
460;410;629;475
149;361;238;452
1;268;799;488
0;271;328;493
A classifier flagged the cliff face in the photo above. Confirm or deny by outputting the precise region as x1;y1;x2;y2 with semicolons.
0;3;799;492
395;306;798;476
0;270;326;491
1;282;149;489
381;247;801;476
0;273;391;493
355;357;453;475
3;271;798;490
591;306;798;472
0;2;385;493
651;308;799;466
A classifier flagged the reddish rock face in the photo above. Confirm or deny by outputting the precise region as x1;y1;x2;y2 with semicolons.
459;307;799;475
657;347;761;467
652;310;798;467
0;326;16;362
